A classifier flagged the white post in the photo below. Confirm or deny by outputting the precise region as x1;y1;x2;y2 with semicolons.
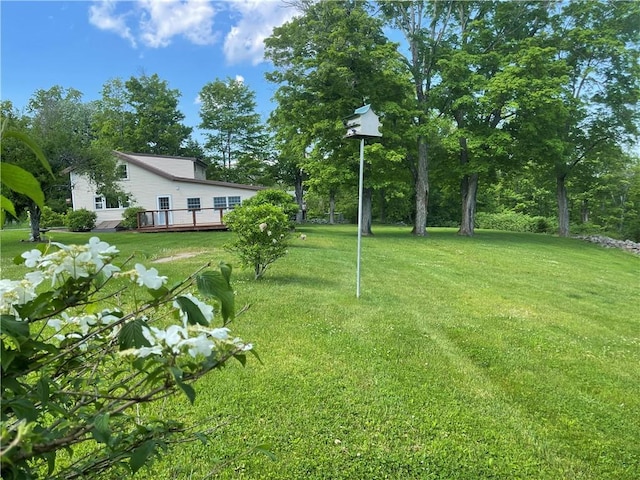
356;138;365;298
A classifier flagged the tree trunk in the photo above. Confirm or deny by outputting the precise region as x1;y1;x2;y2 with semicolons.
557;175;570;237
29;204;43;242
457;136;477;236
329;191;336;224
580;198;589;224
361;187;373;236
414;136;429;236
294;169;304;224
458;173;478;236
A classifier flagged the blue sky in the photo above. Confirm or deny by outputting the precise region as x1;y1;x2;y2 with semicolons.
1;0;299;139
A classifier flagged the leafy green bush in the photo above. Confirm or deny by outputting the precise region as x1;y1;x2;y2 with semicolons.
0;238;253;478
224;203;291;279
66;208;97;232
570;221;604;236
40;206;67;228
242;189;299;221
476;211;555;233
121;206;146;230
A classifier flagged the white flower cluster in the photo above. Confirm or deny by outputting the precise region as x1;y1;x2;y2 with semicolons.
1;237;251;361
121;293;251;360
116;264;168;290
126;323;252;360
22;236;121;286
0;277;39;318
1;237;120;319
45;309;123;351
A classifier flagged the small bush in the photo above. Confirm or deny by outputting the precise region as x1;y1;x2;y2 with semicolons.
570;221;604;236
476;211;556;233
121;206;146;229
66;208;97;232
40;206;67;228
224;203;291;279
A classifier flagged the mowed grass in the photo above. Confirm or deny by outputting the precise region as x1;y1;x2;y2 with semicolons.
1;226;638;479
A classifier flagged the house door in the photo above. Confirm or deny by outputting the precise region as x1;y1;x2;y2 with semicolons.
156;196;173;225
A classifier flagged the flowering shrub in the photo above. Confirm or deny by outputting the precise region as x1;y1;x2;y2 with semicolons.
242;189;299;222
0;237;254;478
224;203;291;280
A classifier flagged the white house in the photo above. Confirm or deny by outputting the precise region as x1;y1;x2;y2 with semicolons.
69;151;263;228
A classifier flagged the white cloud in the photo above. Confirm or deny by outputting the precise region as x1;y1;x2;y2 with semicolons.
223;0;298;65
138;0;218;48
235;74;244;83
89;0;218;48
87;0;298;65
89;0;137;47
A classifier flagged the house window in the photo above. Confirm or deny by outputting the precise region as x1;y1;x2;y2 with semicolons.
95;195;129;210
228;196;242;208
187;198;201;211
117;163;129;180
158;197;171;210
213;196;227;209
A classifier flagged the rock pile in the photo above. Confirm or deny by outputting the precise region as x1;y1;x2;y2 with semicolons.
574;235;640;255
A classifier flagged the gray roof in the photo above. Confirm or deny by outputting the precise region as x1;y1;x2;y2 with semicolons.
113;151;264;191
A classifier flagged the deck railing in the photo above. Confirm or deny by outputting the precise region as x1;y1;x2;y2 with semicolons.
136;207;228;230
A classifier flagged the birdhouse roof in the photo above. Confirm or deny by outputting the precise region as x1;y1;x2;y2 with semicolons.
354;104;372;115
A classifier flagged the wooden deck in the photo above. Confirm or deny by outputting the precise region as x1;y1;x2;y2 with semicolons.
136;207;230;233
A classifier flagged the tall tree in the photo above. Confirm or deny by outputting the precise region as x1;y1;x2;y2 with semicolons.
379;0;454;236
547;0;640;236
4;87;119;240
435;0;552;236
198;77;268;182
265;0;411;235
95;74;192;156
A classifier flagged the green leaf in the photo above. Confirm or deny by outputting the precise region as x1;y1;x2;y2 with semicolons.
218;261;232;284
176;381;196;405
36;376;50;404
234;354;247;367
147;285;169;300
44;451;56;476
169;366;196;404
7;398;39;422
130;440;156;473
0;163;46;210
0;344;16;370
0;194;16;218
92;413;111;445
253;443;277;461
14;291;57;320
0;315;30;345
2;125;53;176
174;296;208;326
119;318;151;350
169;365;183;382
196;269;235;323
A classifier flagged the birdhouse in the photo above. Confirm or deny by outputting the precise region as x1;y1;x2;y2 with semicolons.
343;104;382;139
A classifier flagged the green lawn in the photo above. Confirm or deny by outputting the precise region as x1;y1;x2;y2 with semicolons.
1;226;638;479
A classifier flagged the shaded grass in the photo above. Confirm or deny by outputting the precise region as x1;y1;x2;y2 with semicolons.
1;226;638;479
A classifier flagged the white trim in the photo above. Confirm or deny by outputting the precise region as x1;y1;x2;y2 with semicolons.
156;195;173;225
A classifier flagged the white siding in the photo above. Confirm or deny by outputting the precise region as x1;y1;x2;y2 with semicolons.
126;154;194;178
70;160;259;225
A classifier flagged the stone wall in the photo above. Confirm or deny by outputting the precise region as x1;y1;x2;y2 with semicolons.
574;235;640;255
